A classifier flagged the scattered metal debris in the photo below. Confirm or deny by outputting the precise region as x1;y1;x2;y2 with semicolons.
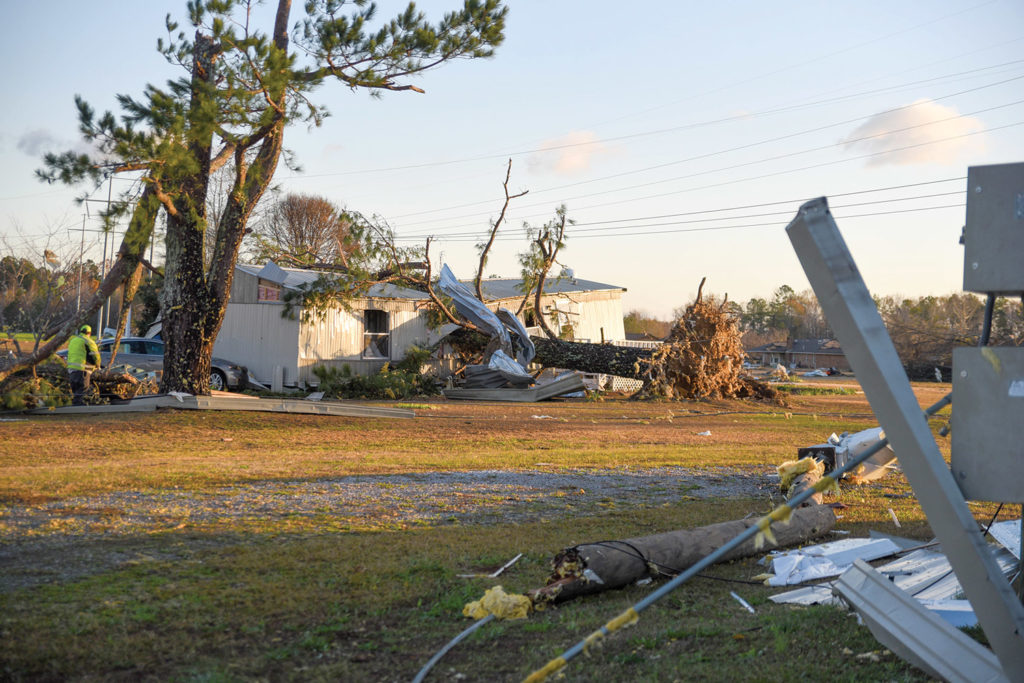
437;264;586;401
443;373;585;402
457;553;523;579
834;559;1007;683
730;591;756;614
26;393;414;418
988;520;1021;559
762;537;902;586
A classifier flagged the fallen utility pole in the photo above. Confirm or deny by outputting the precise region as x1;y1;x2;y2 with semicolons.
528;504;836;606
523;392;951;683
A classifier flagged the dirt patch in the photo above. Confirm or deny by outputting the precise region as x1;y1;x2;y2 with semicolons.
0;466;773;593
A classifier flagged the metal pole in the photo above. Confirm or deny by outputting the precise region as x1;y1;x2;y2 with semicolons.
786;197;1024;678
97;229;108;333
980;293;995;346
76;215;86;313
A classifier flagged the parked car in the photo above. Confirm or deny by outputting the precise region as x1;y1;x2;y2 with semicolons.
58;337;247;391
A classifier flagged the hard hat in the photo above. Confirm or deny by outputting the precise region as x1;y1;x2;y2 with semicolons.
80;325;92;334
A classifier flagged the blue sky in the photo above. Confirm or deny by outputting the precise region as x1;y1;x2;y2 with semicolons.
1;0;1022;318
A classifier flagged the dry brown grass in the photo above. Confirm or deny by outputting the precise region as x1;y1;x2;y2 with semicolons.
0;382;981;682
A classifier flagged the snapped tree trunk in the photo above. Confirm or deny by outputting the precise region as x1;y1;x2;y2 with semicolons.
528;503;836;606
530;336;652;380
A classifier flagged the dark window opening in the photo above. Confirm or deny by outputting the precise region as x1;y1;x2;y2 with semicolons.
363;310;389;358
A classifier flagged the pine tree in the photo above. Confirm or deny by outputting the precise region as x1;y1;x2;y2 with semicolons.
38;0;507;393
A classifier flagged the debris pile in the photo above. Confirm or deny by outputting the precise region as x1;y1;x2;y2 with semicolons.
0;364;69;410
1;359;159;409
437;264;586;401
91;365;160;400
640;279;780;402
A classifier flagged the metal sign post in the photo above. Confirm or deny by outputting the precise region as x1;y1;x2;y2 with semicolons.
786;196;1024;679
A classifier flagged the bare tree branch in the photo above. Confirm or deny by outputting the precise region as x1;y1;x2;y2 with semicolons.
475;158;527;300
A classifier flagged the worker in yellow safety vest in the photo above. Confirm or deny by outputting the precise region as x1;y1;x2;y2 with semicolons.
67;324;101;405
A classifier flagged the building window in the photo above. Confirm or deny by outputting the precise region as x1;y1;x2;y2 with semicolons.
363;310;389;358
258;279;281;302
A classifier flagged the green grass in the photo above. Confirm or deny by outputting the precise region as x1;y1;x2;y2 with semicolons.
776;384;858;396
0;388;967;681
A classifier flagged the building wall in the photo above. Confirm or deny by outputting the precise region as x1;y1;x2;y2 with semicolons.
295;301;436;384
491;290;626;343
568;292;626;343
229;269;260;304
214;302;301;384
219;267;626;385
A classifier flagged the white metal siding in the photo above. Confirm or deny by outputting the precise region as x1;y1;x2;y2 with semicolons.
299;307;363;361
295;302;436;383
214;303;301;384
572;295;626;343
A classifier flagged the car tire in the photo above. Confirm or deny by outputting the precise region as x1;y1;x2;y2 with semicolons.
210;369;227;392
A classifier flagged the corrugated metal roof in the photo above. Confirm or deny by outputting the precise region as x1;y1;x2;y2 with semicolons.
237;264;428;300
791;338;844;354
478;277;625;301
237;264;625;302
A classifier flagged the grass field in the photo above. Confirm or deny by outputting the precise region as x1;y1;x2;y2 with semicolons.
0;381;996;681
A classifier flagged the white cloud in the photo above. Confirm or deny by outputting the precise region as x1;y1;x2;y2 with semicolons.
841;99;986;167
16;129;60;157
527;130;611;176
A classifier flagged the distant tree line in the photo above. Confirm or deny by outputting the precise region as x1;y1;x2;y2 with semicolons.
624;285;1024;368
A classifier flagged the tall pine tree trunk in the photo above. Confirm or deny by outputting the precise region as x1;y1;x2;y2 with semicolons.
531;336;651;379
159;14;289;395
160;32;218;395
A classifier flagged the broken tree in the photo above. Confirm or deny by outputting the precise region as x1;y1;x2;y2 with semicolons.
39;0;508;395
450;277;779;401
640;278;774;400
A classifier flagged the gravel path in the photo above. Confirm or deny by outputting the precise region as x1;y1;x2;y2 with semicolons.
0;466;775;592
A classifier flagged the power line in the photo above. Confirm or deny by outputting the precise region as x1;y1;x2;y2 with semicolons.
424;203;965;243
401;190;966;241
391;91;1023;232
391;177;965;241
394;112;1021;237
571;179;966;227
279;61;1024;186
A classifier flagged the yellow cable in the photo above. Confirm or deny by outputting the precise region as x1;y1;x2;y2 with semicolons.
605;607;640;632
523;656;566;683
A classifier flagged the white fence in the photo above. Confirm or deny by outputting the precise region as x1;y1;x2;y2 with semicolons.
600;339;663;392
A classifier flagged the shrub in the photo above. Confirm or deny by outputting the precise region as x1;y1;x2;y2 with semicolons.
2;376;70;410
312;349;438;400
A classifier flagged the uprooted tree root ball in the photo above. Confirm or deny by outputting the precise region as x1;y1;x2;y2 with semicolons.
639;278;781;403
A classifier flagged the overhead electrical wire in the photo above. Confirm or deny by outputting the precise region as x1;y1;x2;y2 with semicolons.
280;61;1024;186
400;190;966;241
424;203;965;243
392;113;1022;238
391;178;967;242
390;91;1024;232
284;51;1024;208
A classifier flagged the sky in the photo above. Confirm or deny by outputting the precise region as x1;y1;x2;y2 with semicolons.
1;0;1022;318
